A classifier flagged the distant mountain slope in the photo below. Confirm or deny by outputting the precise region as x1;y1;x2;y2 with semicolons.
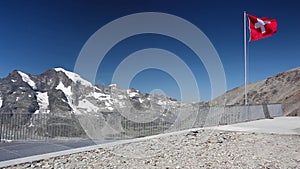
210;67;300;116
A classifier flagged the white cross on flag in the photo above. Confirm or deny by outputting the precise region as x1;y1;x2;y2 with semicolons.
248;14;277;41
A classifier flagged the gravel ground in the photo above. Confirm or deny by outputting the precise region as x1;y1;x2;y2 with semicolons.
4;129;300;169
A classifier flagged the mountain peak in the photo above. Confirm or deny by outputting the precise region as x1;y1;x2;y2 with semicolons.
54;68;92;87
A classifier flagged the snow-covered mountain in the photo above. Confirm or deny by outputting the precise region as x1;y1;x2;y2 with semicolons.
0;68;175;114
0;68;199;139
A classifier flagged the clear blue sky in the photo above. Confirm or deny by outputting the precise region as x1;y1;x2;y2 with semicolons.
0;0;299;101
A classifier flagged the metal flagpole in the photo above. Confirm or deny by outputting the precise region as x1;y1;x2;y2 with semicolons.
244;11;248;119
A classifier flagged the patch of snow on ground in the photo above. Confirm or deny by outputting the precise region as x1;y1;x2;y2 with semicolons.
36;92;49;113
11;79;17;82
54;68;92;87
16;97;19;102
0;97;2;107
78;99;99;112
17;71;37;89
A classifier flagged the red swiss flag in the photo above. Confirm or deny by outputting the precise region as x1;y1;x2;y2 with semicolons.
248;14;277;42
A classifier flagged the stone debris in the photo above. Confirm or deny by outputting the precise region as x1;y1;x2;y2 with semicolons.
4;129;300;169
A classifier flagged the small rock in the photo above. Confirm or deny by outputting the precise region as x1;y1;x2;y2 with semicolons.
186;130;198;136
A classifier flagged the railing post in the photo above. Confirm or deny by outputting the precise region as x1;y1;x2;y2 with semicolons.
262;104;272;119
0;114;2;141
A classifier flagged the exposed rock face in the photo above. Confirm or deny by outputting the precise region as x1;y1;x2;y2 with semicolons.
0;71;38;115
0;69;85;137
210;67;300;116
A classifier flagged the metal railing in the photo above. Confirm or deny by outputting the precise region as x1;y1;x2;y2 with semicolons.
0;104;284;142
0;113;86;142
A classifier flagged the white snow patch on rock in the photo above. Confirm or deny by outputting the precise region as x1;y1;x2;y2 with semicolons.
109;84;117;88
54;68;92;87
36;92;49;113
78;99;99;112
16;97;19;102
107;106;114;111
55;81;77;113
138;98;144;103
56;81;72;96
104;100;110;106
61;98;68;103
0;97;2;108
92;92;110;101
18;71;37;89
157;100;166;105
104;101;114;111
29;122;34;127
127;90;138;97
11;79;17;82
19;87;26;90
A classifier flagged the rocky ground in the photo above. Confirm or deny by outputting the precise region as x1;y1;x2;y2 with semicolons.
4;129;300;169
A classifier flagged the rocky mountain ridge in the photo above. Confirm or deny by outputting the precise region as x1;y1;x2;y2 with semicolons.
210;67;300;116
